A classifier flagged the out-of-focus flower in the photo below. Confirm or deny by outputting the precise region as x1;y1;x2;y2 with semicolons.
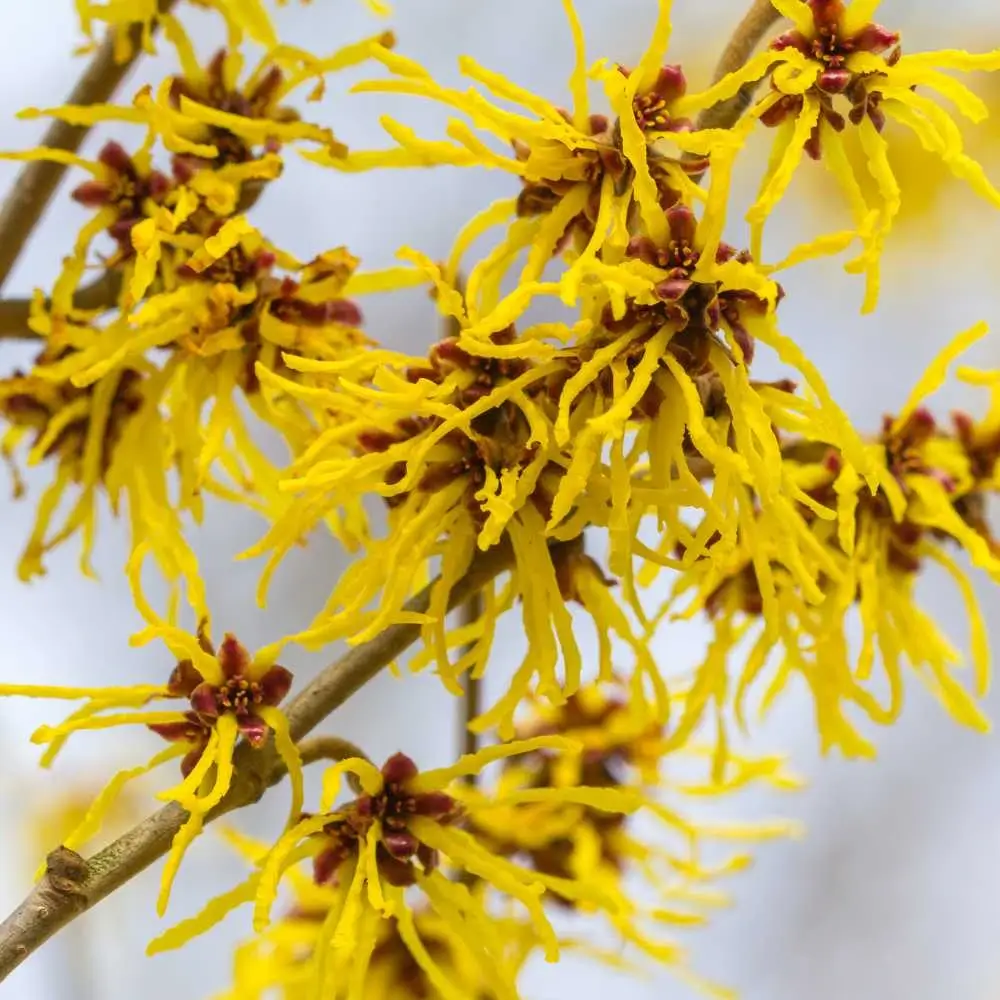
653;323;1000;758
672;0;1000;310
0;340;149;580
66;139;172;262
24;780;140;861
464;683;801;995
73;0;385;66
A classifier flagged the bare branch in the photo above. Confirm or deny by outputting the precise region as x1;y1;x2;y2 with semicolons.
296;735;371;769
0;540;514;982
0;1;178;296
695;0;785;134
458;594;483;765
0;272;125;341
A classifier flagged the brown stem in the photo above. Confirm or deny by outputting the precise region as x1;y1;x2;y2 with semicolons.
694;0;785;134
0;2;178;296
296;735;370;768
0;540;514;982
294;735;371;794
0;272;124;341
458;593;483;765
456;594;484;890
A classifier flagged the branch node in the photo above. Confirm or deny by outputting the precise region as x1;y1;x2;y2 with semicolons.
39;848;89;914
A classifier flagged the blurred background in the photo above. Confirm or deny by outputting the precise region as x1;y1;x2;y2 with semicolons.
1;0;999;997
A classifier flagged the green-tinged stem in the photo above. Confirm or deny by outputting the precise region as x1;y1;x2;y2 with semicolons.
0;540;513;982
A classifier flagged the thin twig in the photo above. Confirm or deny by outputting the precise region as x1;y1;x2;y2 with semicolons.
294;735;371;795
458;593;483;764
0;540;513;983
694;0;785;134
457;595;483;891
0;272;124;341
0;1;178;295
296;735;370;769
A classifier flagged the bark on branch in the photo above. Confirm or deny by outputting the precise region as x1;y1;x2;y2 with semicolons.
0;541;513;983
0;272;124;341
695;0;785;134
0;1;178;295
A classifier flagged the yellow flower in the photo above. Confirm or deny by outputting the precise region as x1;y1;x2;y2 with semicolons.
226;904;531;1000
148;730;796;997
211;832;534;1000
250;258;689;736
249;283;588;729
74;0;378;67
74;0;164;62
0;338;141;580
0;297;201;592
522;198;872;585
0;564;299;915
674;0;1000;311
24;20;395;169
0;139;174;271
149;739;622;993
19;212;372;572
799;119;953;234
338;2;730;293
655;322;998;758
0;21;400;594
248;231;874;738
7;22;394;283
462;683;801;996
801;60;1000;235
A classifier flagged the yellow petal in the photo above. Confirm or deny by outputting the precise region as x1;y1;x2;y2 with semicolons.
184;216;257;274
894;321;987;426
410;735;581;791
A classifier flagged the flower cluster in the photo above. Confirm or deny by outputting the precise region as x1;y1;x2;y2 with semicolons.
0;4;392;593
657;327;1000;758
149;715;796;997
1;1;999;998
